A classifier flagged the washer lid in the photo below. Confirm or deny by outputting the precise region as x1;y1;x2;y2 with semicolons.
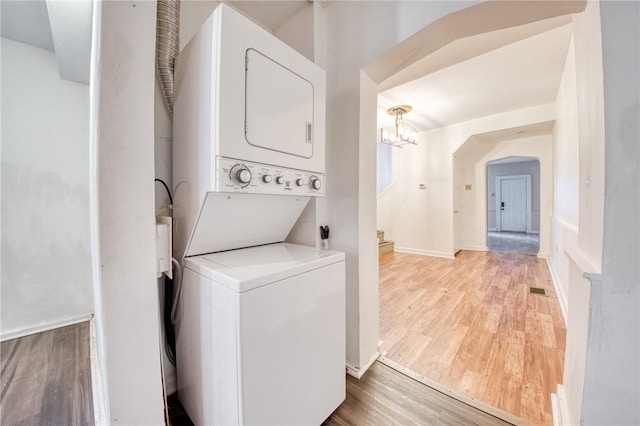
184;243;345;293
185;192;310;257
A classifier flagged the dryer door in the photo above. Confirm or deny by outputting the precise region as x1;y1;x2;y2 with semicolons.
245;48;314;159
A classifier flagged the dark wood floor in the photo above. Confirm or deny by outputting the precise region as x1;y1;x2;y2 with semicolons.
167;359;520;426
0;322;94;425
324;361;520;426
0;318;536;426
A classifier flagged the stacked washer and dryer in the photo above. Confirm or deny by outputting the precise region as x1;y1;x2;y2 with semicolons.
172;5;345;426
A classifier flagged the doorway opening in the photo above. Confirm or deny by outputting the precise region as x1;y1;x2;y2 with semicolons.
371;3;573;424
487;157;540;255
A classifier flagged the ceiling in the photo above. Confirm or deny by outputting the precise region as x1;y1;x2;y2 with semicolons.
227;1;310;31
3;0;573;138
378;20;573;134
0;0;305;85
1;0;93;84
1;0;54;51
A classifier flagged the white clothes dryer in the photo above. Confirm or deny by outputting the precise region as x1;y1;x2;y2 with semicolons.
172;5;345;425
176;243;345;426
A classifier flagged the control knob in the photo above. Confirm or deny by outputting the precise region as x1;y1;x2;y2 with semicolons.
310;177;322;190
230;164;252;187
275;176;285;185
262;175;272;183
296;178;305;187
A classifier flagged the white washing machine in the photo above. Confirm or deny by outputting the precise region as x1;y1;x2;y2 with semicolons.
176;242;345;426
172;5;345;425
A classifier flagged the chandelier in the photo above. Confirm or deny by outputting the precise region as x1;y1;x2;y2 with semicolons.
380;105;418;148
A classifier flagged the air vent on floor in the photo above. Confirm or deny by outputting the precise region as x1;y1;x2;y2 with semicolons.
529;287;547;296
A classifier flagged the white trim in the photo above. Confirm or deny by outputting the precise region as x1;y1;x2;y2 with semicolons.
547;258;568;325
551;384;572;426
90;319;107;426
462;244;488;252
395;246;455;259
551;392;561;426
553;216;579;235
376;181;395;200
88;1;111;422
565;248;602;277
346;350;379;379
0;314;93;342
496;174;532;233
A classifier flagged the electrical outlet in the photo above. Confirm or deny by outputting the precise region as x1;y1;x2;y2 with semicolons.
156;216;173;279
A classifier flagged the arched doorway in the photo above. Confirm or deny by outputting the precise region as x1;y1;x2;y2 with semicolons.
368;3;579;425
487;157;541;255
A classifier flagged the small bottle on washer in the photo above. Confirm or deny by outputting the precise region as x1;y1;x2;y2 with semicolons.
320;225;329;250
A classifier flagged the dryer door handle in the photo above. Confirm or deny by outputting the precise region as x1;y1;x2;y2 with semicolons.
306;122;313;143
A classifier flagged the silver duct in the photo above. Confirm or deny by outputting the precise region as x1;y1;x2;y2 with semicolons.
156;0;180;117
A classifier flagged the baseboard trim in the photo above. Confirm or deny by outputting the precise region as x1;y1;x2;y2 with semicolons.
551;384;572;426
346;350;379;379
462;245;488;252
551;392;561;426
395;247;455;259
378;356;535;426
0;313;93;342
546;259;568;325
90;318;108;425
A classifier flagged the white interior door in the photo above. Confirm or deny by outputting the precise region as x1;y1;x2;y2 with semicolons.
499;177;527;232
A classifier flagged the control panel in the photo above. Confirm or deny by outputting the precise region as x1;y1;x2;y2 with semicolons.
216;157;324;196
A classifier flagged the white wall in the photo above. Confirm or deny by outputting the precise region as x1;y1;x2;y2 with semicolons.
486;160;541;232
322;0;481;373
549;1;640;424
378;105;554;258
554;2;607;424
378;124;455;258
581;1;639;424
552;38;579;228
91;1;165;423
274;3;314;61
573;1;606;273
1;38;93;340
548;35;580;322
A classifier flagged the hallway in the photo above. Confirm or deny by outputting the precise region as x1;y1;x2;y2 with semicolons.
488;231;540;256
379;250;565;426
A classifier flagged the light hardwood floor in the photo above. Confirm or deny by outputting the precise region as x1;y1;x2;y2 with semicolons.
379;250;566;426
